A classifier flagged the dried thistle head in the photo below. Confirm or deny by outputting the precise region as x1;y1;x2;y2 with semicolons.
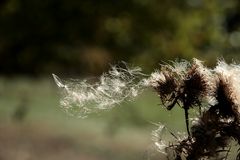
147;60;189;108
180;58;216;109
152;69;179;106
214;60;240;119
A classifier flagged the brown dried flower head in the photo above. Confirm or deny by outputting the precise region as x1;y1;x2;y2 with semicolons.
214;60;240;119
180;58;216;109
148;60;190;108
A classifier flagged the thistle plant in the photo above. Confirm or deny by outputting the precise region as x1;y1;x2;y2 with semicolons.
53;58;240;160
149;59;240;160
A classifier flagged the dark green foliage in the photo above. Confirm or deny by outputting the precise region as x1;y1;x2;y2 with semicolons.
1;0;240;75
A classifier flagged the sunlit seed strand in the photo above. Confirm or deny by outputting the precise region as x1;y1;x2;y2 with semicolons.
151;124;167;155
53;63;149;118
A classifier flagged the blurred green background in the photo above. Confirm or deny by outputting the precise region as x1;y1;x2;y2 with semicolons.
1;0;240;159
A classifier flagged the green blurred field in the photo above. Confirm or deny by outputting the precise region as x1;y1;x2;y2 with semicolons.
0;77;185;160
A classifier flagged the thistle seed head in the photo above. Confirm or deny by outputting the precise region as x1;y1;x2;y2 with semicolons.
214;60;240;119
181;58;216;108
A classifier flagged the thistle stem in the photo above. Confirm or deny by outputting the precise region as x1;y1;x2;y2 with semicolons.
184;107;191;137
